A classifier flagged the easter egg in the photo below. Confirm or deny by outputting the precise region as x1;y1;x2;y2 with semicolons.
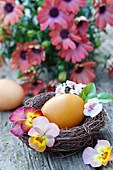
41;94;85;128
0;79;25;111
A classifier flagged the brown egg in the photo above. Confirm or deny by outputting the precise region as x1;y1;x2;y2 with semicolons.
0;79;25;111
41;94;85;129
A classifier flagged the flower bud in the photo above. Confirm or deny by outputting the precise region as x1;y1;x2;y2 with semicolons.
58;71;67;82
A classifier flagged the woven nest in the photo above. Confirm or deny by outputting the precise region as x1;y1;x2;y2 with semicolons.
20;92;106;157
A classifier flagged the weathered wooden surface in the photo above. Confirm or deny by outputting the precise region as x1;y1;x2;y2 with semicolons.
0;26;113;170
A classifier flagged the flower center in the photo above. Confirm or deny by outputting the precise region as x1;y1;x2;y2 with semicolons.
99;5;106;14
20;51;27;60
75;66;84;73
32;81;37;86
4;2;14;13
32;47;41;54
74;41;79;48
35;136;43;144
63;0;72;2
102;152;108;160
50;8;59;18
77;21;83;27
60;29;69;39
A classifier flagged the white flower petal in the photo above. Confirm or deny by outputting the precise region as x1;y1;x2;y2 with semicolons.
90;104;102;118
33;116;49;133
83;147;101;167
45;123;60;137
95;140;110;154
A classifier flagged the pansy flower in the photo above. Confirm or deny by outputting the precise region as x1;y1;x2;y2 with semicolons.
70;61;96;84
59;0;86;14
28;116;60;152
21;79;46;96
94;0;113;30
83;140;113;167
58;37;94;64
84;98;102;118
106;58;113;77
27;41;45;65
9;107;43;137
75;16;89;35
37;0;71;30
0;0;24;28
11;42;31;71
49;22;81;50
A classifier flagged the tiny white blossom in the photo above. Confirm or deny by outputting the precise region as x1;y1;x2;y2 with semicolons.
75;83;86;95
66;80;77;89
84;98;102;118
70;89;76;94
55;84;65;95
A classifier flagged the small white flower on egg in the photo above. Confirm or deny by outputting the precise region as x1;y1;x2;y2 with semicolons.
55;84;66;95
84;98;102;118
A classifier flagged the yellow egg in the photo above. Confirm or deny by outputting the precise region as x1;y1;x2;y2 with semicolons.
41;94;85;129
0;79;25;111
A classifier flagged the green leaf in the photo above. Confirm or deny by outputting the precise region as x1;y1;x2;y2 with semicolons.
86;93;97;100
88;83;96;94
97;92;113;103
78;83;93;101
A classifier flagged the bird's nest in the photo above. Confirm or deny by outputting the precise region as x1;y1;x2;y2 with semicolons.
20;92;106;157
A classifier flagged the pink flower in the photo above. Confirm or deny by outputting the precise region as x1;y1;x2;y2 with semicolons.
106;58;113;77
9;107;43;137
75;16;89;35
28;116;60;152
59;0;86;14
49;21;81;50
58;37;94;64
94;0;113;30
107;0;113;5
37;0;71;30
83;140;113;167
21;79;46;96
0;0;24;28
27;41;45;65
70;61;96;84
11;42;31;71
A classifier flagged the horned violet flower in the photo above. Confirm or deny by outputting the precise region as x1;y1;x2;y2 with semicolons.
84;98;102;118
28;116;60;152
83;140;113;167
9;107;43;137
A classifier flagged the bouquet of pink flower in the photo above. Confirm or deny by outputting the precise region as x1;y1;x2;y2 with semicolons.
0;0;113;96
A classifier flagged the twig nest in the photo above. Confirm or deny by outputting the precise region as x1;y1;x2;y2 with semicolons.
21;92;106;156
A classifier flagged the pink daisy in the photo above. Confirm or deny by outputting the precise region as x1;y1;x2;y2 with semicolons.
94;0;113;30
21;79;46;96
75;16;89;35
0;0;24;28
106;0;113;5
58;36;94;64
11;42;31;71
49;21;81;50
37;0;71;30
70;61;96;84
59;0;86;14
27;41;45;65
